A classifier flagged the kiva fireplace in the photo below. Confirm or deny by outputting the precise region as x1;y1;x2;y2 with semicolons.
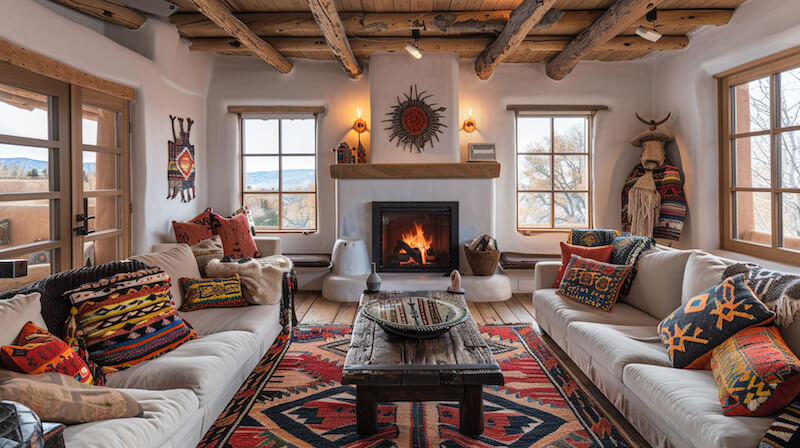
371;201;458;273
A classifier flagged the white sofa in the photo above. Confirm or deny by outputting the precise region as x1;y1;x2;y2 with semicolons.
533;247;800;448
1;237;286;448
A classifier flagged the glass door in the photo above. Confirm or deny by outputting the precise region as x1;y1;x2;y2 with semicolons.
0;62;71;290
70;86;130;266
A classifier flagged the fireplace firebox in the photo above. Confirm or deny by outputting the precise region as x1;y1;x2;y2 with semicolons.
372;201;458;273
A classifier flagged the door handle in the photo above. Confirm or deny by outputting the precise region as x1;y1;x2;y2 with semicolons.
74;197;95;236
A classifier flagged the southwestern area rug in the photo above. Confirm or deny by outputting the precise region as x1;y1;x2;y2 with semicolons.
198;325;639;448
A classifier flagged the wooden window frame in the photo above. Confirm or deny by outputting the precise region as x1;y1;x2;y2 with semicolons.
513;108;596;235
716;45;800;265
236;110;319;234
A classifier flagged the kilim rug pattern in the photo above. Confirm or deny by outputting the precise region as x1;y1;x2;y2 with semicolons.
198;325;638;448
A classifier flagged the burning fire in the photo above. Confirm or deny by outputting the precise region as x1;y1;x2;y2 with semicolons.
400;222;432;265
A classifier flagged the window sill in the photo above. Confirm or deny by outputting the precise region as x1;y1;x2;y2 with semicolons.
255;230;318;236
517;229;573;236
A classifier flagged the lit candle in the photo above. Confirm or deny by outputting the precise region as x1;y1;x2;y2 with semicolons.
356;107;362;119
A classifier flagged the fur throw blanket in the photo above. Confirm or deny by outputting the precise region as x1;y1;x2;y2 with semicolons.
723;263;800;327
205;256;293;305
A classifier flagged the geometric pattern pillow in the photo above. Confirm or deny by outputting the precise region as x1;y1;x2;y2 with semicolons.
723;263;800;327
553;242;614;288
0;321;94;385
172;208;216;245
658;274;776;369
568;229;623;247
611;235;655;297
65;268;197;374
711;326;800;416
556;255;633;312
179;275;248;312
211;212;260;259
760;400;800;448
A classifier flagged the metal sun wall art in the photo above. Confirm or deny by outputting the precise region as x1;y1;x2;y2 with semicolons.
167;115;196;203
384;85;447;152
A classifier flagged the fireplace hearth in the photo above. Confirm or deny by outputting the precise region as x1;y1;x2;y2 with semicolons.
372;202;458;273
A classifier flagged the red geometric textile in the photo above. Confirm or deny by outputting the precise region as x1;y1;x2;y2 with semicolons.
198;325;638;448
554;242;615;288
1;322;94;385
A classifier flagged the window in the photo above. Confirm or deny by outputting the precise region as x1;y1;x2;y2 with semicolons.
239;114;317;232
717;46;800;264
514;110;593;232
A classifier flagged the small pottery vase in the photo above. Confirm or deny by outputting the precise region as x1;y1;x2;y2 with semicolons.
366;262;382;292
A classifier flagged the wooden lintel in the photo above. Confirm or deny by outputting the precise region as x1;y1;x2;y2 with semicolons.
170;9;733;38
228;105;326;114
0;39;136;101
307;0;362;79
190;35;689;60
188;0;293;73
475;0;558;80
506;104;609;112
50;0;146;29
330;162;501;179
546;0;667;80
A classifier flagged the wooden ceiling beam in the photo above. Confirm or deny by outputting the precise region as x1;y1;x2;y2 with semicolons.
475;0;558;80
188;0;292;73
307;0;361;79
188;35;689;60
171;9;731;38
546;0;667;80
50;0;147;29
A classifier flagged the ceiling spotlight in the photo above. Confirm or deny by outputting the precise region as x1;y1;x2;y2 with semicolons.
406;29;422;59
635;27;662;42
636;8;662;42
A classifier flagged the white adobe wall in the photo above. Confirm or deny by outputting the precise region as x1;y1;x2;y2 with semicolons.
650;0;800;250
0;0;214;255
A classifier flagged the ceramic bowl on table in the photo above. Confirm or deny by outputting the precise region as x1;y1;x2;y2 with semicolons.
360;296;468;339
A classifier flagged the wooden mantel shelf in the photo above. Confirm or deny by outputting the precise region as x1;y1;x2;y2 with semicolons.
330;162;500;179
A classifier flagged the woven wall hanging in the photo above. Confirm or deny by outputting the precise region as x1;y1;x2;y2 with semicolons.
383;85;447;152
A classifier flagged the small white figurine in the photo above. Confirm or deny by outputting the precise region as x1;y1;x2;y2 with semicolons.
448;270;464;294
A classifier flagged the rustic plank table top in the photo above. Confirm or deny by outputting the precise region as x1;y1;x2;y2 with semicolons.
341;290;504;387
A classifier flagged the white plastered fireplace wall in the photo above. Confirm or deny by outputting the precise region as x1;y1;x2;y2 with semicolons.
322;52;512;302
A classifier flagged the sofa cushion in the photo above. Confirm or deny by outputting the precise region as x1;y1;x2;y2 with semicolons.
105;331;259;406
623;363;774;448
179;275;248;312
681;251;736;304
556;255;633;312
623;247;692;319
0;292;45;346
533;289;659;352
553;242;614;287
63;387;199;448
180;304;282;354
130;245;202;309
568;322;671;381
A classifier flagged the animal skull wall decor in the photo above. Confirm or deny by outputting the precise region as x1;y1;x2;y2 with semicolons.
631;113;673;169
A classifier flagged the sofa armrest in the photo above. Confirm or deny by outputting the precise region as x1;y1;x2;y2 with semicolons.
533;261;561;290
255;237;281;257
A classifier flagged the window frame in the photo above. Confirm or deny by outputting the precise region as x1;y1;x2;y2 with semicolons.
512;109;595;234
237;111;319;234
717;45;800;265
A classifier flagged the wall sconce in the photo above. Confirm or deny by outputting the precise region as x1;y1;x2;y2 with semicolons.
463;108;476;133
353;107;367;133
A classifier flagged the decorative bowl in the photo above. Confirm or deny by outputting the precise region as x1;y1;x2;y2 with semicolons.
360;296;468;339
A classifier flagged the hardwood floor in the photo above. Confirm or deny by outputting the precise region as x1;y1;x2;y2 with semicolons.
293;290;652;447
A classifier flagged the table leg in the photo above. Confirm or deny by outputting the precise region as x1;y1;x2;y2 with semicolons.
459;385;484;436
356;386;377;435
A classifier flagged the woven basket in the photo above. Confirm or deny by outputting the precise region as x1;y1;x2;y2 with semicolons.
463;244;500;276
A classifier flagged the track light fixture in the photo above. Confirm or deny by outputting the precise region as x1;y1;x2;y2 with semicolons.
405;29;422;59
636;8;662;42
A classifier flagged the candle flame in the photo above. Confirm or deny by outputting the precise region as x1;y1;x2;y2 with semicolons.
356;107;362;119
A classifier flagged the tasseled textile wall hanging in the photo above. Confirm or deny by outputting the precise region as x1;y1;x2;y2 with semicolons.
167;115;196;203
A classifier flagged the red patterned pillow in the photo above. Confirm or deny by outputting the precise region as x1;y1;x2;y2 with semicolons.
556;255;633;312
1;322;94;385
211;212;260;258
554;242;615;287
711;326;800;416
172;208;215;245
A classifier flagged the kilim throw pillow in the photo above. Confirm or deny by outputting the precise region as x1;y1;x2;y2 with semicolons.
556;255;633;312
760;400;800;448
567;229;623;247
211;212;260;259
611;235;655;297
0;370;142;424
179;274;248;312
172;208;216;245
723;263;800;327
658;274;775;369
65;268;197;374
191;235;224;277
711;326;800;416
553;242;615;288
1;321;94;385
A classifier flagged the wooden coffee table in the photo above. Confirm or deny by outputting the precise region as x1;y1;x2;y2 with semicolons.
342;290;504;436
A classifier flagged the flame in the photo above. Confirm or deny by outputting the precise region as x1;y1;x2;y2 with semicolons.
356;107;362;119
400;222;432;265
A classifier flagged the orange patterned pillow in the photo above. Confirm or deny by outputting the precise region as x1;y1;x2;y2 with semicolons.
172;208;216;245
212;212;260;258
1;322;94;384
